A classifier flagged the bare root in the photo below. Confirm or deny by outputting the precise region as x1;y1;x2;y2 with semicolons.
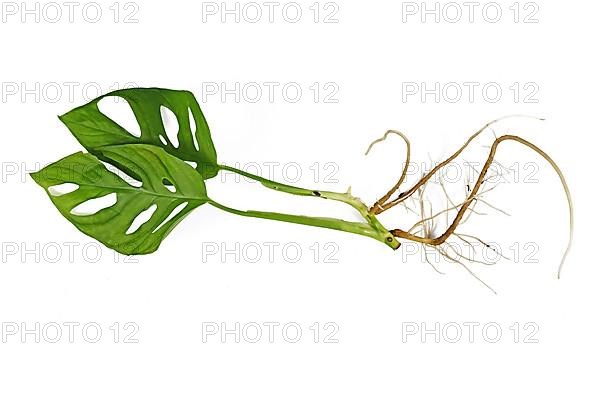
365;129;411;213
368;116;574;282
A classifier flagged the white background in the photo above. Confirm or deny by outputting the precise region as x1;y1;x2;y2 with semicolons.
0;0;598;398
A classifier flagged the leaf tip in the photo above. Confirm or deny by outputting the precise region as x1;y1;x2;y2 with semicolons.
29;170;50;193
29;169;43;185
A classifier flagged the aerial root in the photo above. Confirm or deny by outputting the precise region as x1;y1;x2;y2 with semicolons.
371;115;543;214
369;115;572;284
364;129;412;213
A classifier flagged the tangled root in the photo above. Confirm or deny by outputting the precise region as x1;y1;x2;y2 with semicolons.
366;116;574;290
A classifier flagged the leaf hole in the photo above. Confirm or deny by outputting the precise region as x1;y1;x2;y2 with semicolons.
159;134;168;146
48;183;79;196
126;204;158;235
152;202;188;234
70;193;117;216
185;161;198;169
97;96;142;138
164;179;177;193
188;108;200;151
160;105;179;148
100;161;143;188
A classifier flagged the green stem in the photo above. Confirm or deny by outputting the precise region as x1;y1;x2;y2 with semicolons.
214;164;400;249
208;200;397;248
219;164;327;197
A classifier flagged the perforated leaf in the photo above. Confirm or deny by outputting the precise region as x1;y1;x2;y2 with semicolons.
31;144;209;255
59;87;219;179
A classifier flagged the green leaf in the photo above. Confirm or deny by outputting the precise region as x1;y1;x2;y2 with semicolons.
59;87;219;179
31;144;209;255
